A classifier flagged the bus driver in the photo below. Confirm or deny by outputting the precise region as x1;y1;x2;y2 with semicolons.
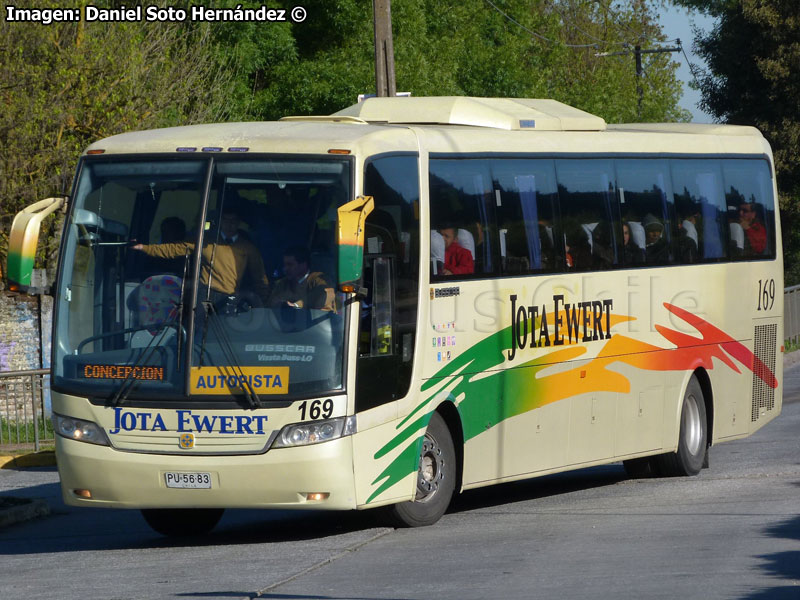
131;205;272;307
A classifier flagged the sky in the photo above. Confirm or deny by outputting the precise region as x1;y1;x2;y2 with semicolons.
655;4;717;123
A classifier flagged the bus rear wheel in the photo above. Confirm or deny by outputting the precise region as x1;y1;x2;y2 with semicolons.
656;376;707;477
387;412;456;527
141;508;224;537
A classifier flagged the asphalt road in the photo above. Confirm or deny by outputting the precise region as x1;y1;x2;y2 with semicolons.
1;369;799;600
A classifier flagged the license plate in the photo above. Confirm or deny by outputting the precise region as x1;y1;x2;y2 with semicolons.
165;472;212;489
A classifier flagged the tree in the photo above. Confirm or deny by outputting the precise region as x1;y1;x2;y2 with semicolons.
227;0;689;124
1;0;690;281
0;2;233;281
672;0;800;282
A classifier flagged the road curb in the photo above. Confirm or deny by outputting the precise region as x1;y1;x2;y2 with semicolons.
0;497;50;529
0;451;56;469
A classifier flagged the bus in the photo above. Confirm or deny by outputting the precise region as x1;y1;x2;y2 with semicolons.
7;97;783;535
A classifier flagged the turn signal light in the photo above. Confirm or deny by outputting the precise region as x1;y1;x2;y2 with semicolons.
304;492;330;501
73;489;92;499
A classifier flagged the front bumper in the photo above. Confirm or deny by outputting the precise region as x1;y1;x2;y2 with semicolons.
56;434;358;510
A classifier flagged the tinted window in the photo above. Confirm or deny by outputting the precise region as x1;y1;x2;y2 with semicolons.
424;155;775;283
429;159;495;278
492;159;561;274
722;159;775;259
616;159;675;266
555;159;618;271
671;160;728;262
357;155;421;410
364;155;420;356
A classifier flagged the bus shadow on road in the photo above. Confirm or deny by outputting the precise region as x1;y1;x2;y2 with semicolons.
0;500;389;554
209;508;388;545
0;463;631;553
448;463;628;515
0;473;390;554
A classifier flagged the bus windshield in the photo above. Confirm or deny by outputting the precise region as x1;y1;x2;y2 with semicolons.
53;156;351;403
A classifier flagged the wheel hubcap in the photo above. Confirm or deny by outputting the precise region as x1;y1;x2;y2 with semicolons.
416;434;445;502
684;394;703;456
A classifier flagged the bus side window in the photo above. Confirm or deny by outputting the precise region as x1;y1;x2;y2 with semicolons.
671;159;728;262
491;158;560;275
358;154;420;411
615;158;674;266
555;159;618;272
429;159;496;278
722;159;775;260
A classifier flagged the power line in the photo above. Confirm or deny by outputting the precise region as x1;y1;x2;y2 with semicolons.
677;38;703;90
550;2;614;46
481;0;599;48
596;44;681;119
483;0;672;53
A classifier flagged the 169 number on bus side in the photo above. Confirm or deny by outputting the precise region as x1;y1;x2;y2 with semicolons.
757;278;776;311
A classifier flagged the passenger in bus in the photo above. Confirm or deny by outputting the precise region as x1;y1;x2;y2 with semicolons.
438;225;474;275
269;246;335;311
590;221;615;269
678;207;700;264
564;224;591;270
643;213;670;264
131;205;272;306
621;221;645;265
738;200;767;255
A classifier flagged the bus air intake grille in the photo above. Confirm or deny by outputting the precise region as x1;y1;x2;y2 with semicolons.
751;324;777;422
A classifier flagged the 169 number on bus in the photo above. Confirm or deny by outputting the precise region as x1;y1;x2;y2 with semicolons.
757;278;776;311
298;399;334;420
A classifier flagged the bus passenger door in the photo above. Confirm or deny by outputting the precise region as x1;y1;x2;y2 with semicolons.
351;153;421;507
355;255;402;410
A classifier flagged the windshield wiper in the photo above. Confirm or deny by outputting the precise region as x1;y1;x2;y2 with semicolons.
176;249;191;364
197;301;261;409
194;192;260;408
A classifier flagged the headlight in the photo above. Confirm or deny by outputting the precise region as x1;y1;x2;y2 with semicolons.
272;416;356;448
53;413;110;446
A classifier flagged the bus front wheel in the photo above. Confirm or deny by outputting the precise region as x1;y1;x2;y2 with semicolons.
141;508;224;537
386;412;456;527
657;376;707;477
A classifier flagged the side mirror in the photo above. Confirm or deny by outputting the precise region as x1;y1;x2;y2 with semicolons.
337;195;374;290
6;196;67;291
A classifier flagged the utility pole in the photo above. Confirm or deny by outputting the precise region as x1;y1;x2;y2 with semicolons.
596;43;681;119
372;0;396;97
